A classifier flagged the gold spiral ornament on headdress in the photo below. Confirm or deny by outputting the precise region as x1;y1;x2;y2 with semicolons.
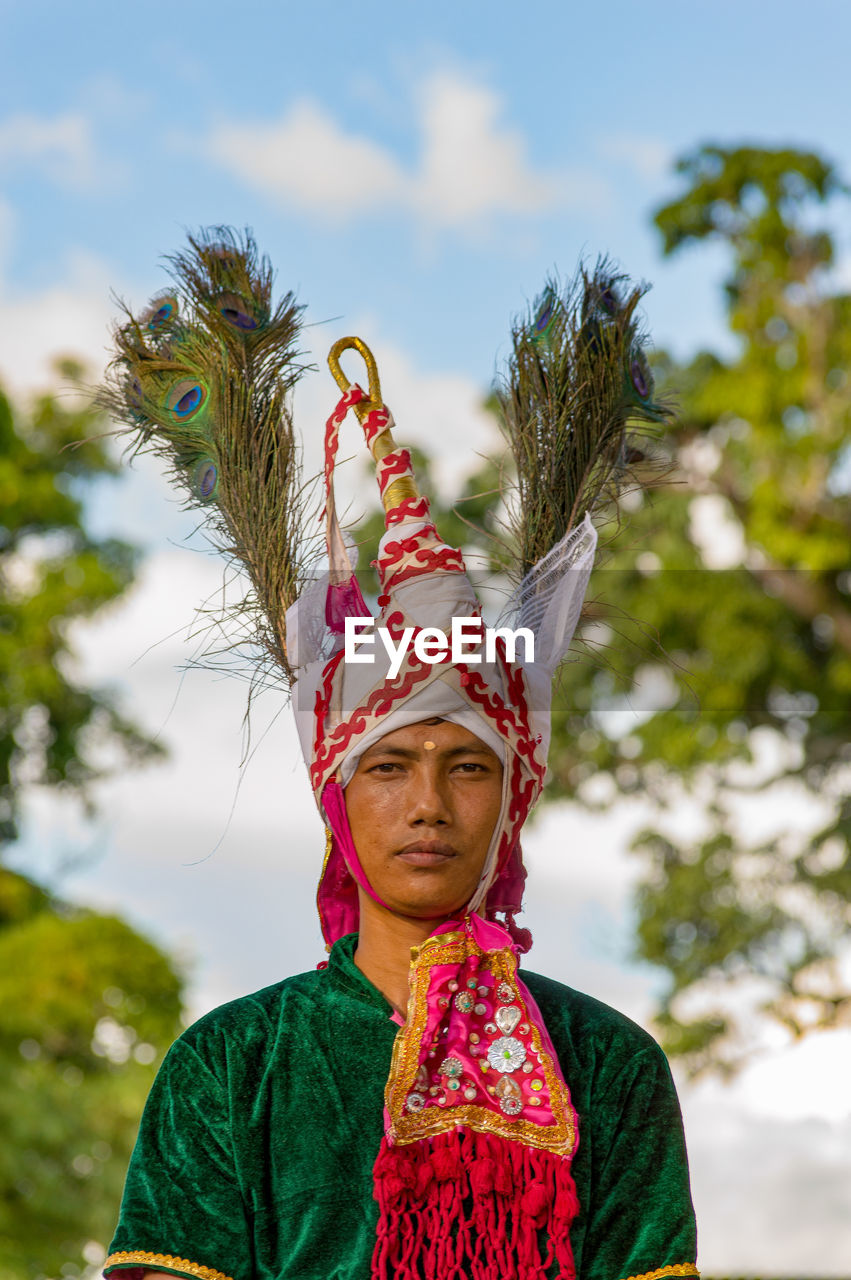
327;336;420;514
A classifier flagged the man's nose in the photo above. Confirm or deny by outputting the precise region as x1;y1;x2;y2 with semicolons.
407;768;451;825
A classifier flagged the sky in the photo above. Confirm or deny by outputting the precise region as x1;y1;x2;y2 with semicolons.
2;1;851;1273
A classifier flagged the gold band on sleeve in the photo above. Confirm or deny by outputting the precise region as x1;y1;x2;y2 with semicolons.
104;1251;233;1280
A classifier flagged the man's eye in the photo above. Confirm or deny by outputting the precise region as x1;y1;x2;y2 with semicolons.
369;762;402;774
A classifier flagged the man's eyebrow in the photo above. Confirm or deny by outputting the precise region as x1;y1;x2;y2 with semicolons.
362;745;419;760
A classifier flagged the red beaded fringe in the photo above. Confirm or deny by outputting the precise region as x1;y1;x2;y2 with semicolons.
371;1127;579;1280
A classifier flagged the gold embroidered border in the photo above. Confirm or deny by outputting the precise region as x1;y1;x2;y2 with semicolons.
104;1251;233;1280
620;1265;699;1280
386;930;578;1157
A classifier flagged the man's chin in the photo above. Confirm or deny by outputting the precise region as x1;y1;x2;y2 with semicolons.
386;900;469;926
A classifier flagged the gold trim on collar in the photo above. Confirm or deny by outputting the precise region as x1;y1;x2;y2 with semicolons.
620;1266;700;1280
104;1251;233;1280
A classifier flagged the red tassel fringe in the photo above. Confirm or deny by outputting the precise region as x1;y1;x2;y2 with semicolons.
372;1127;579;1280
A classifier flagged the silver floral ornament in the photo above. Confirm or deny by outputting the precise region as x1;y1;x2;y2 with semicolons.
487;1036;527;1073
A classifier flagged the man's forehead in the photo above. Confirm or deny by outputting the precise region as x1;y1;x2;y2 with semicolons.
364;719;496;755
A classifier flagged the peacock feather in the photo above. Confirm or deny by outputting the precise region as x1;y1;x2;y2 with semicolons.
101;227;312;688
496;259;670;579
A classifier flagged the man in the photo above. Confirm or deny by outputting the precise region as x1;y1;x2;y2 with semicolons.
101;241;699;1280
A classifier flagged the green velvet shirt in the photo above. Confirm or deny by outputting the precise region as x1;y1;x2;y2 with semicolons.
104;934;698;1280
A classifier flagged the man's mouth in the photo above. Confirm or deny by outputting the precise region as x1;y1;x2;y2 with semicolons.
396;841;457;867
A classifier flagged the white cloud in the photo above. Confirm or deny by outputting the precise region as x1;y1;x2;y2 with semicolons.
728;1029;851;1124
411;72;563;226
210;101;405;218
206;71;607;229
683;1080;851;1272
0;110;98;188
0;210;115;396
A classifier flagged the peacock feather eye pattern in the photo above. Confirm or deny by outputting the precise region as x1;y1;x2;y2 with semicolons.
166;378;208;421
629;353;651;400
142;293;179;333
532;288;557;342
216;292;262;331
194;457;219;500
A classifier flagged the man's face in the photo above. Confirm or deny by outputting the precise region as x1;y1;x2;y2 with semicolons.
344;719;504;922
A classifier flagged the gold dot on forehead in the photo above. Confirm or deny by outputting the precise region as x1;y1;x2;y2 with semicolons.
423;741;436;750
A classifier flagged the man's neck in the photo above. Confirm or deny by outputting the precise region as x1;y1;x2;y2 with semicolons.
354;896;452;1019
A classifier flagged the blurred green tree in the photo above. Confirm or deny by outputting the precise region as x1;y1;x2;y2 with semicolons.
0;369;162;845
598;144;851;1074
0;869;183;1279
355;146;851;1075
0;374;183;1278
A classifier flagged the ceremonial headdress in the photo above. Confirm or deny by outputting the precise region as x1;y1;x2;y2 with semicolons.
288;336;597;955
103;231;668;1280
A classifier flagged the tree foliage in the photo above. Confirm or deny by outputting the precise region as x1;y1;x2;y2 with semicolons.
0;374;184;1277
354;146;851;1074
0;867;183;1280
593;143;851;1073
0;368;164;846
